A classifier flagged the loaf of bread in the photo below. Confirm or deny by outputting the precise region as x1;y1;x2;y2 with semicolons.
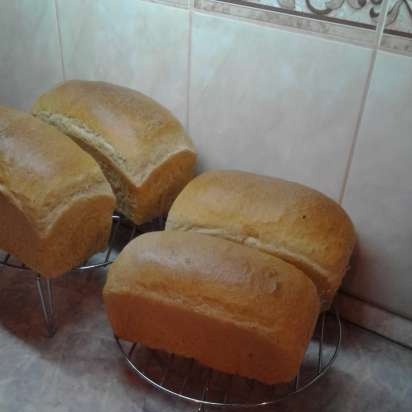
32;80;197;224
0;105;115;277
103;231;319;384
166;170;356;308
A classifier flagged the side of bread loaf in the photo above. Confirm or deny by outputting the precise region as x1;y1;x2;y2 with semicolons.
103;231;320;384
0;105;115;277
165;170;356;307
32;80;197;224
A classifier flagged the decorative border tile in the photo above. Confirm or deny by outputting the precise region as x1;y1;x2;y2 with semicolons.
141;0;190;9
222;0;412;35
190;0;412;54
194;0;378;46
383;0;412;35
381;31;412;55
237;0;382;27
337;292;412;349
145;0;412;55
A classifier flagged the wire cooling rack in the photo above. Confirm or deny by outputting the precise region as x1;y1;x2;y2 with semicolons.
0;213;165;272
115;308;341;411
0;213;164;336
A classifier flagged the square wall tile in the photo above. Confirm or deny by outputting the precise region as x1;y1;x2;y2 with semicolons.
342;51;412;319
0;0;63;110
189;12;373;199
56;0;190;125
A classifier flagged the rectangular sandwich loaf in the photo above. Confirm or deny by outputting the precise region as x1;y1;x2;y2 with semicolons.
103;231;320;384
166;170;356;308
32;80;197;224
0;105;115;277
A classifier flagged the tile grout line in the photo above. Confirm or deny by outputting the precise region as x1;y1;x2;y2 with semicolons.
338;0;390;204
342;319;412;351
340;290;412;323
374;0;392;60
53;0;66;81
186;0;194;133
338;293;412;349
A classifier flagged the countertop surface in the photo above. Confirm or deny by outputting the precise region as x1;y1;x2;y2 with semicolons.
0;267;411;412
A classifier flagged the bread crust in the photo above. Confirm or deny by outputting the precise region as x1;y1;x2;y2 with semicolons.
103;231;320;384
166;170;356;307
32;80;197;224
0;106;115;277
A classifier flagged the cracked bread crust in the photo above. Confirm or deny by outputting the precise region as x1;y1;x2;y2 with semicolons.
32;80;197;224
166;170;356;308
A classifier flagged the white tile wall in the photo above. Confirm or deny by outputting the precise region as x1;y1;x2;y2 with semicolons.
342;51;412;319
56;0;190;125
0;0;63;110
189;12;373;200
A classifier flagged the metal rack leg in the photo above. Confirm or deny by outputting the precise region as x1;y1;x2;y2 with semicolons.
35;275;56;337
317;312;326;373
198;369;212;412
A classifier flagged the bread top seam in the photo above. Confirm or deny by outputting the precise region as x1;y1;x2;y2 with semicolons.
165;221;335;284
34;111;196;188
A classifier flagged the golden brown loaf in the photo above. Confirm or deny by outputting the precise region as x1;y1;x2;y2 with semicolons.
32;80;197;224
0;105;115;277
166;170;356;307
103;231;320;384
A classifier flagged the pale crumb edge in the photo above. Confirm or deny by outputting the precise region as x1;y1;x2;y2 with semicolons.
34;111;196;187
33;111;131;177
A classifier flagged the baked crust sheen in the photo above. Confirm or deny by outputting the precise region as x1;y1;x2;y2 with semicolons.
32;80;197;224
0;105;115;277
166;170;356;307
103;231;319;384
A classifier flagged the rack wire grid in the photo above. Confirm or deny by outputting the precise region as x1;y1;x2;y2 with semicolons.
0;213;164;336
0;213;341;409
115;307;341;411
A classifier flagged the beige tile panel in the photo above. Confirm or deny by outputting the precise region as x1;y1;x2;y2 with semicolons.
189;11;373;199
0;0;63;110
56;0;190;125
342;51;412;318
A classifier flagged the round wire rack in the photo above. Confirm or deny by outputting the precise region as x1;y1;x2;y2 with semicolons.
0;213;165;272
115;308;341;410
0;213;164;336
